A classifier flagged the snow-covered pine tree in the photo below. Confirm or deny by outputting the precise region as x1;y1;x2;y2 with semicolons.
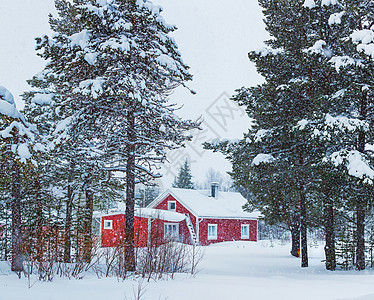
300;0;374;270
0;153;12;261
172;159;195;189
206;0;348;269
0;86;37;273
33;0;200;270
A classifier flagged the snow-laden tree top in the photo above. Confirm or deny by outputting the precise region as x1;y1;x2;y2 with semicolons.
0;85;38;163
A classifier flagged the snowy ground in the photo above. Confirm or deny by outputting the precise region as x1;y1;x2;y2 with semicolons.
2;240;374;300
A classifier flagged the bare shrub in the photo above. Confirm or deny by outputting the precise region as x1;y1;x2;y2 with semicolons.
137;233;204;281
22;234;104;281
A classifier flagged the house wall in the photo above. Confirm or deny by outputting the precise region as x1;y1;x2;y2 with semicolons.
101;214;125;247
101;215;149;247
148;218;190;245
198;218;257;246
154;194;193;244
101;213;188;247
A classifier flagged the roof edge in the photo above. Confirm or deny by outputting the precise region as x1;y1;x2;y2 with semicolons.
147;188;199;219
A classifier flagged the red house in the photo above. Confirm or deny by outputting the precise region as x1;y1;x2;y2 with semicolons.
147;186;259;246
99;186;259;247
99;208;187;247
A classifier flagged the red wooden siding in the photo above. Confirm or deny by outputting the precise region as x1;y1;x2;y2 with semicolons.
199;218;257;245
154;194;194;243
101;214;125;247
101;215;149;248
101;214;190;247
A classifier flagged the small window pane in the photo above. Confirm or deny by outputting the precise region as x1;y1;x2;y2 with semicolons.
164;223;178;238
241;225;249;239
208;224;217;240
104;220;112;229
168;201;176;211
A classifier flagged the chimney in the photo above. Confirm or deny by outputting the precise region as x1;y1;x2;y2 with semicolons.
211;182;219;198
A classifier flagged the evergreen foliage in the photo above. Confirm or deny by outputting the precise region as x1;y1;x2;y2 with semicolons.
172;159;195;189
205;0;374;270
23;0;199;270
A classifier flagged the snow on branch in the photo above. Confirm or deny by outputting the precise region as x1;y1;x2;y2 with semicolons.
324;114;368;132
305;40;332;57
330;56;356;72
351;29;374;58
74;78;105;99
0;86;15;105
321;0;339;6
329;150;374;183
31;93;54;105
252;153;275;166
0;100;22;120
254;46;283;57
328;11;344;25
0;120;35;141
303;0;316;9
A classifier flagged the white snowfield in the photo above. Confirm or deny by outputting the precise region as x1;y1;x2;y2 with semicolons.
2;240;374;300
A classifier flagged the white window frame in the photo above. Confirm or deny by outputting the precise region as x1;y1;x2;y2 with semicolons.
241;224;249;239
103;219;113;230
168;201;176;211
164;223;179;238
208;224;217;240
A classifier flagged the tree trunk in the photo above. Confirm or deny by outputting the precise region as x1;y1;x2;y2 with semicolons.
290;213;300;257
63;166;74;263
324;196;336;271
356;201;365;270
83;173;94;262
300;191;308;268
355;91;366;271
35;178;43;263
11;128;23;273
4;209;9;260
125;111;136;272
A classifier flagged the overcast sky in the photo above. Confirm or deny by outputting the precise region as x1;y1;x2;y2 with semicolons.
0;0;268;188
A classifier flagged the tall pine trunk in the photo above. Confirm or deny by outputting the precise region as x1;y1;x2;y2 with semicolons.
83;173;94;262
356;201;365;270
35;178;43;263
11;128;23;273
290;212;300;257
125;111;136;272
324;195;336;270
300;191;308;267
63;165;74;263
356;94;366;271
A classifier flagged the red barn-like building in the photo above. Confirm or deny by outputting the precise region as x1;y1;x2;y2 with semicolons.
99;187;259;247
148;187;259;246
100;208;187;247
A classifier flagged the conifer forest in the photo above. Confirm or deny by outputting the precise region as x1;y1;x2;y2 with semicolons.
2;1;374;299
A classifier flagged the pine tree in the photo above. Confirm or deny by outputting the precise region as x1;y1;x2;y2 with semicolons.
172;159;194;189
301;0;374;270
32;0;200;271
205;0;348;268
0;86;37;273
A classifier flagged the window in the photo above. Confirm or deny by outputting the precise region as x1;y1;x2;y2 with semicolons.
241;224;249;239
168;201;176;211
164;223;179;238
208;224;217;240
103;220;113;229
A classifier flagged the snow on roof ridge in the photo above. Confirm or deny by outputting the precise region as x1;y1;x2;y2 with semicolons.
160;187;259;219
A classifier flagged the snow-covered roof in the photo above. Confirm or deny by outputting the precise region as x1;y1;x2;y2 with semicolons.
149;188;260;219
94;207;186;222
